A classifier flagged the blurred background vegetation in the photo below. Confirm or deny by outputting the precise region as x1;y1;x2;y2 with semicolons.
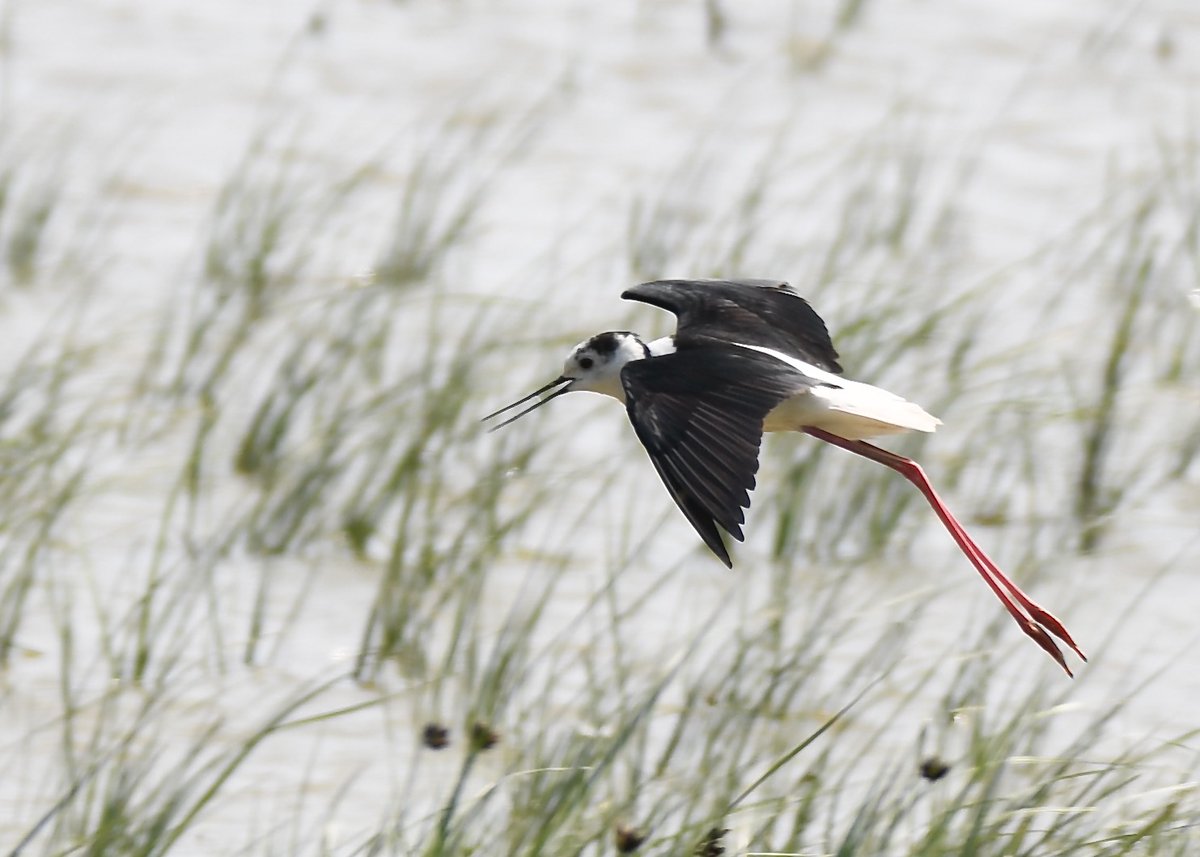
0;1;1198;854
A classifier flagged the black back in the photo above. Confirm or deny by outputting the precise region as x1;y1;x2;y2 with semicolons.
622;279;843;374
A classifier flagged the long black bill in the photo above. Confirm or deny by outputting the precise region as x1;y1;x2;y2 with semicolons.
481;376;573;431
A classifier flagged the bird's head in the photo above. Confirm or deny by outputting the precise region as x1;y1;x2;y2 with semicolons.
561;331;648;396
482;331;648;430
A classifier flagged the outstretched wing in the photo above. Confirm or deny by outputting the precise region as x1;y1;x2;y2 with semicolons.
622;278;843;373
621;344;809;567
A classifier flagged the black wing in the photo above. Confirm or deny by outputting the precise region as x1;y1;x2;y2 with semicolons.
621;344;810;567
622;278;843;374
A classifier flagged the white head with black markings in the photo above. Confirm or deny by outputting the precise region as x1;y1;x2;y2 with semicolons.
561;331;649;398
482;331;649;430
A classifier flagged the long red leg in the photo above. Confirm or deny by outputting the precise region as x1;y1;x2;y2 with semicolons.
804;428;1086;676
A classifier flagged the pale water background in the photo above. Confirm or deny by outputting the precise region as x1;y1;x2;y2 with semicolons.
1;0;1199;853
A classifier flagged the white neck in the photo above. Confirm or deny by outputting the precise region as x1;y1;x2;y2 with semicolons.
585;375;628;403
647;336;676;356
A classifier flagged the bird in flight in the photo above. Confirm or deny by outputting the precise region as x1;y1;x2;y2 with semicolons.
483;279;1085;675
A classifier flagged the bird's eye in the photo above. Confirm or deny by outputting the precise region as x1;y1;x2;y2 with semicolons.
579;356;594;370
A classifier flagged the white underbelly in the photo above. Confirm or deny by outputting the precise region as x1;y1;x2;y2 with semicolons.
764;392;905;440
734;342;941;440
762;384;941;440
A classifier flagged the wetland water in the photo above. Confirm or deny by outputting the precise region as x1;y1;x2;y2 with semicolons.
1;1;1198;852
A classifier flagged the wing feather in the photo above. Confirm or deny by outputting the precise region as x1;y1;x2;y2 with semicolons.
622;279;843;373
621;344;810;567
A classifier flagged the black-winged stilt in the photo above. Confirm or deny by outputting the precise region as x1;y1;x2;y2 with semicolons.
483;279;1085;675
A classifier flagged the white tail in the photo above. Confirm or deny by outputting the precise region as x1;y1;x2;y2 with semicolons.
809;377;941;439
736;343;942;440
